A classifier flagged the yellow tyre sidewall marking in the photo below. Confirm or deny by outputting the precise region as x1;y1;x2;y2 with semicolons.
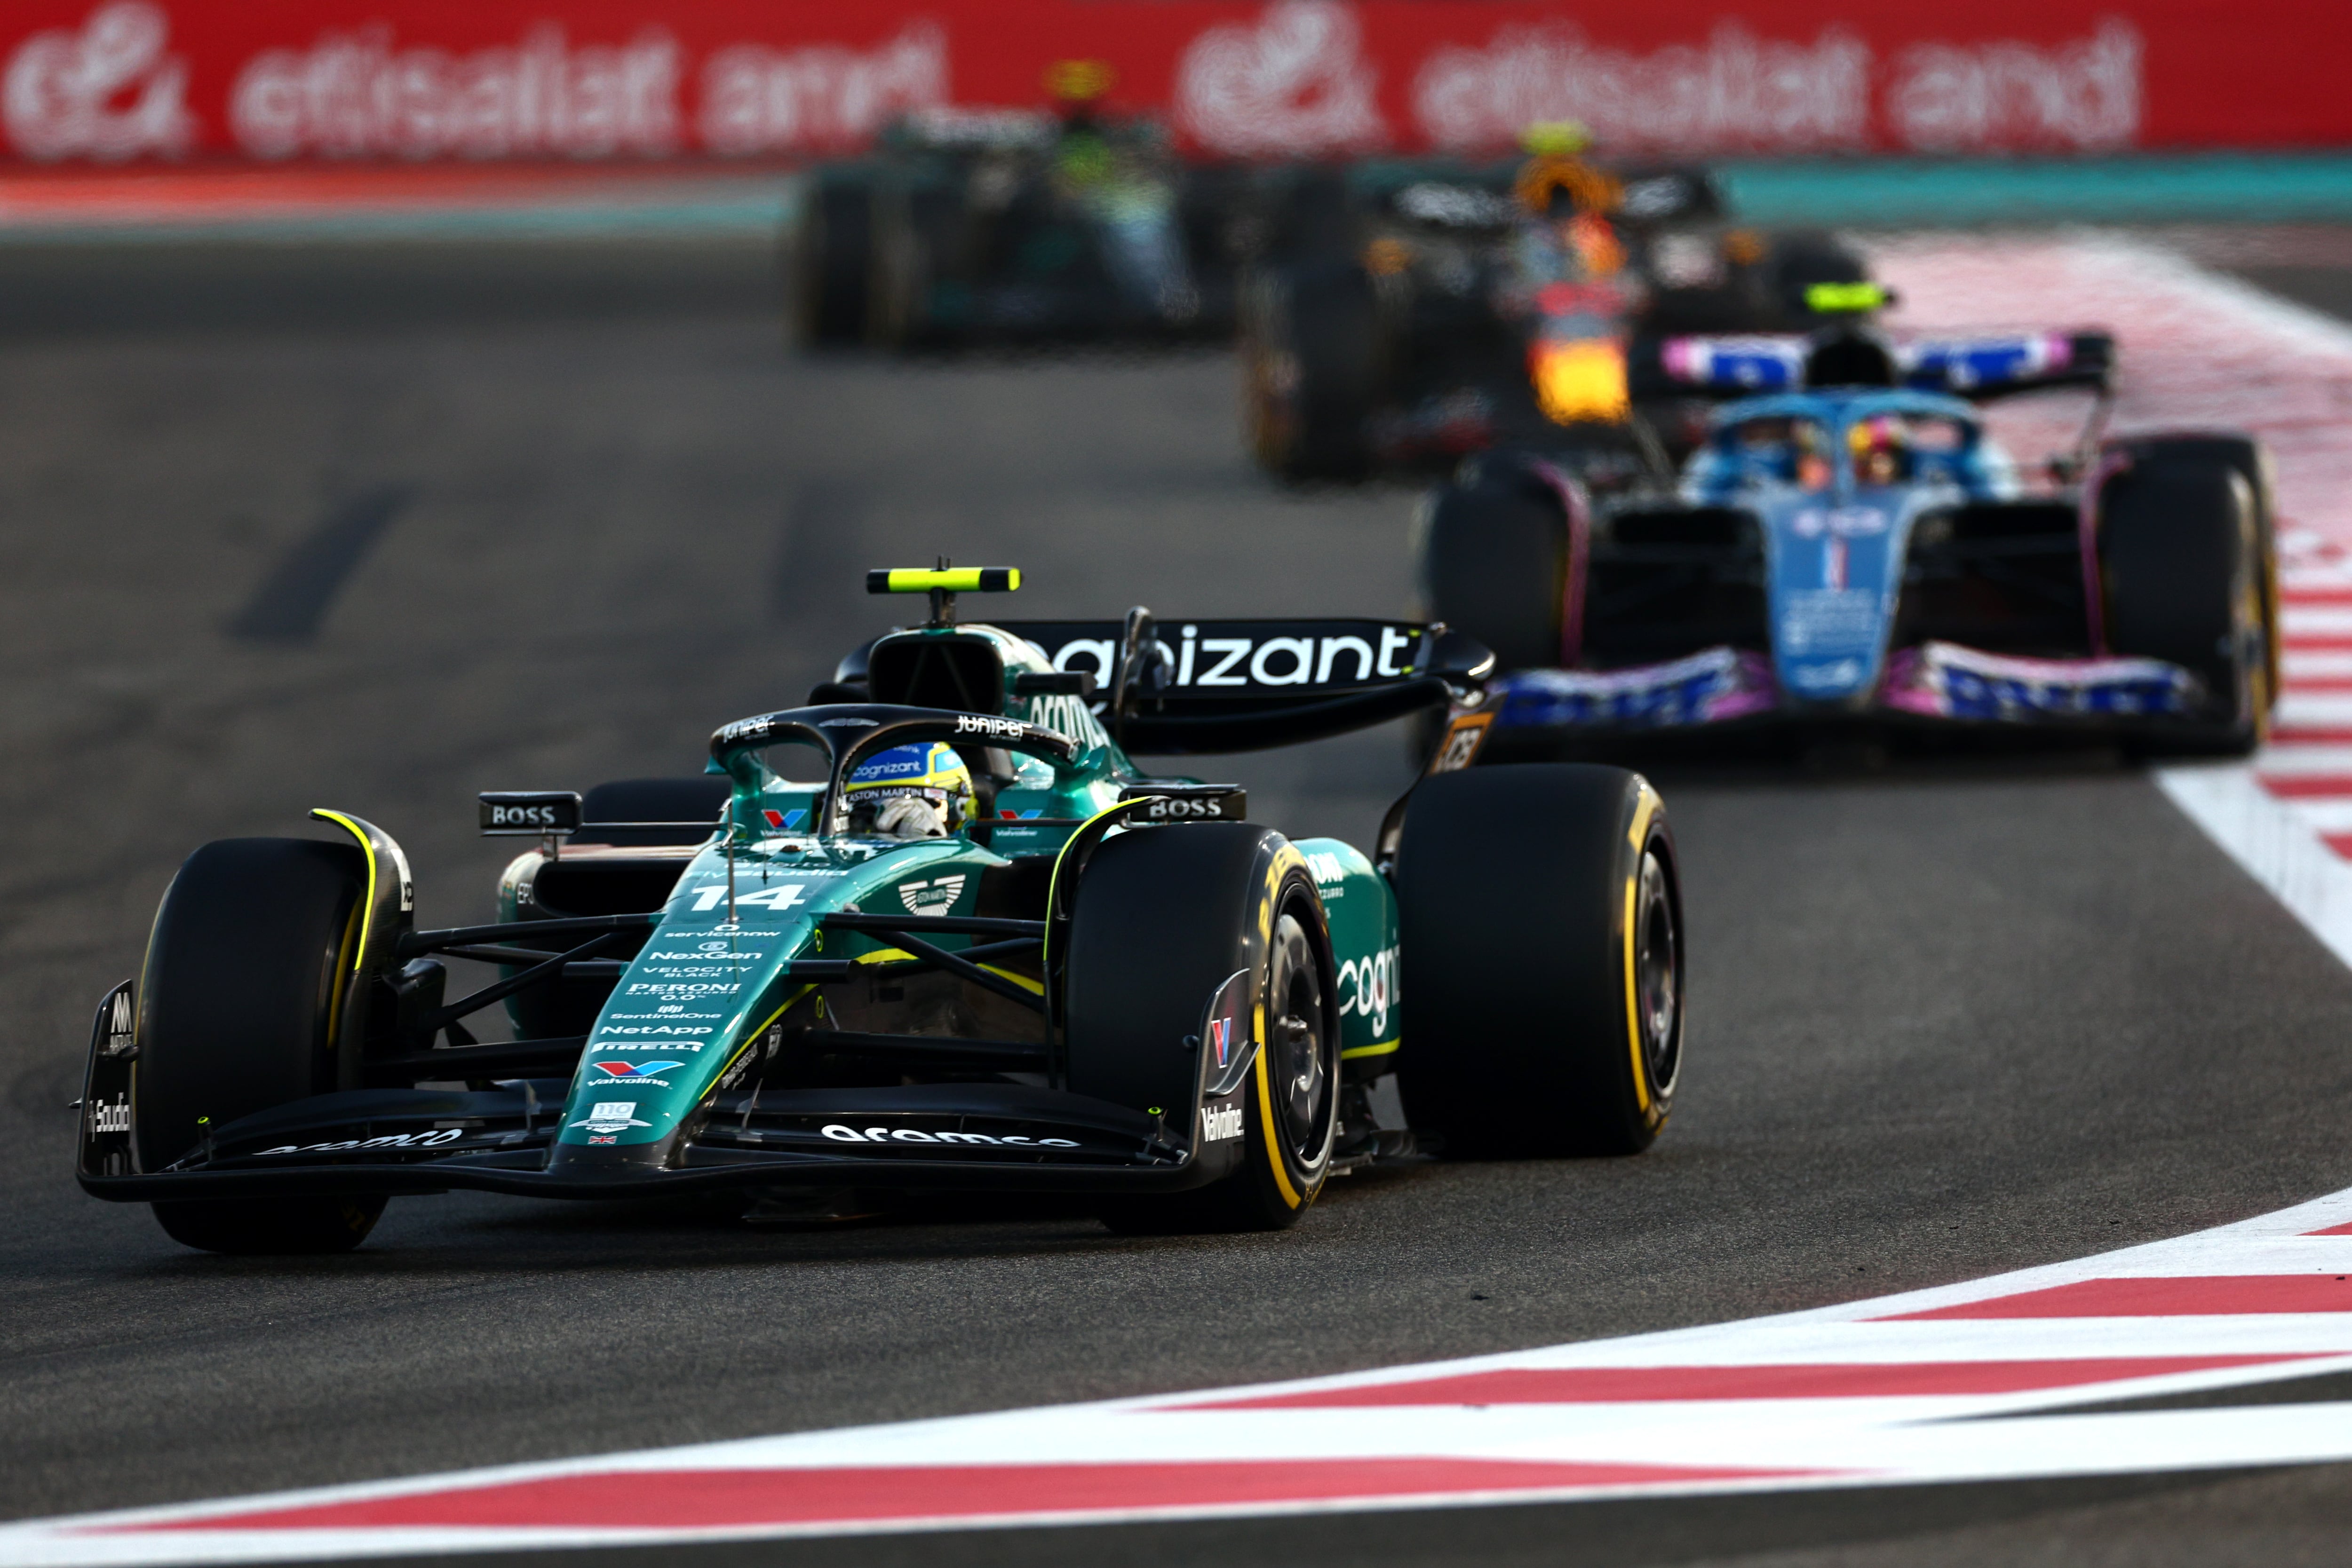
325;897;363;1050
1253;1043;1303;1210
1254;844;1318;1210
310;810;380;979
1621;784;1661;1121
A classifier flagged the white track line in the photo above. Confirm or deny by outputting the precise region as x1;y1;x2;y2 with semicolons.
8;1192;2352;1562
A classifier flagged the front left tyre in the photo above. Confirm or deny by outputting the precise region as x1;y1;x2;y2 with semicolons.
1394;764;1682;1158
1065;822;1340;1232
137;837;388;1254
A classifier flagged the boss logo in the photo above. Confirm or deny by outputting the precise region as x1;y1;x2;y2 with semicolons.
478;792;581;836
1148;797;1224;819
1120;785;1246;823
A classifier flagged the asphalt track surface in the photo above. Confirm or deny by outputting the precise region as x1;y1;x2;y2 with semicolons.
7;236;2352;1566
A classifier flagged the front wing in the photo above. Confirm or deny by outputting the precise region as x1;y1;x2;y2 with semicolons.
1486;640;2205;739
79;1026;1255;1204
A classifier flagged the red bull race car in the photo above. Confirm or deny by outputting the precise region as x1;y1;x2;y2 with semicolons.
1240;125;1872;482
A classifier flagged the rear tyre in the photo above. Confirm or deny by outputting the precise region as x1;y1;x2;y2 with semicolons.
2099;444;2274;756
1419;456;1572;672
791;180;874;347
136;837;388;1254
869;183;964;352
1067;824;1339;1233
1395;765;1681;1157
1243;261;1381;481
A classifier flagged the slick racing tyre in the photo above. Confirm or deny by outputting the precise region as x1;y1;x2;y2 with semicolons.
1395;765;1681;1157
138;837;388;1254
1418;454;1572;673
791;179;874;347
1243;260;1381;482
1067;823;1340;1232
868;183;963;351
2099;440;2276;756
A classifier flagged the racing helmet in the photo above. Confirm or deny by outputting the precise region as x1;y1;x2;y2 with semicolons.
842;741;975;839
1514;121;1620;219
1849;414;1910;483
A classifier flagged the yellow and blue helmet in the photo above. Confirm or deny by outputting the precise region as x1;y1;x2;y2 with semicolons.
843;741;975;839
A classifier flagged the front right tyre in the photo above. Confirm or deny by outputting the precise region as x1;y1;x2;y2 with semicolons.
136;837;388;1254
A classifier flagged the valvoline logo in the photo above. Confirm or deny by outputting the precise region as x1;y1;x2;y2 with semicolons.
593;1060;683;1079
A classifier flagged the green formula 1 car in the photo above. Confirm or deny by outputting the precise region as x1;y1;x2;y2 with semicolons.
77;569;1685;1253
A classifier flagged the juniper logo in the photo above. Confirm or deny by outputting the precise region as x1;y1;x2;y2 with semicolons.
898;874;967;916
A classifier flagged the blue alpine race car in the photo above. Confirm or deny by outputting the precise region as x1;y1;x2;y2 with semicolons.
1418;318;2280;756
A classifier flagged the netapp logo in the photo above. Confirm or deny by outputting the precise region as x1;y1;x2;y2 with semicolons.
821;1124;1079;1148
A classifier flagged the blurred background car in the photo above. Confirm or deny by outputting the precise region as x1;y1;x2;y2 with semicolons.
1236;123;1871;483
1416;306;2281;760
790;61;1257;350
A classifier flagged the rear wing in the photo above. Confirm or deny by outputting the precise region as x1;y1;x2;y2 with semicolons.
1637;330;2114;401
995;617;1494;754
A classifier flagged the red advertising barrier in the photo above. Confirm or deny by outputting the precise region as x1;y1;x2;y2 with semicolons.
5;1;2349;166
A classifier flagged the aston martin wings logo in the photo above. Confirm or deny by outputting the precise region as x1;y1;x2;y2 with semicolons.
898;874;968;916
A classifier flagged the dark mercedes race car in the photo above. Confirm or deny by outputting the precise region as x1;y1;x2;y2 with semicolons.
1419;310;2280;759
792;81;1250;350
79;570;1685;1253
